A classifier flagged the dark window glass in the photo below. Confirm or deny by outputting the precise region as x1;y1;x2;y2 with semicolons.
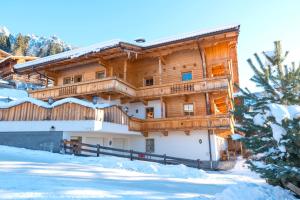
146;107;154;119
63;77;71;85
144;77;154;86
74;75;82;83
146;138;154;153
96;71;105;79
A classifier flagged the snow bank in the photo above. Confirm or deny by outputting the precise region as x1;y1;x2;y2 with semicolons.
215;182;296;200
0;145;207;179
0;97;111;109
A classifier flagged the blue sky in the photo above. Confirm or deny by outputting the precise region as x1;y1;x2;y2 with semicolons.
1;0;300;90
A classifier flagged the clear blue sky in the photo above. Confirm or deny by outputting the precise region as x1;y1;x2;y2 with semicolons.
1;0;300;90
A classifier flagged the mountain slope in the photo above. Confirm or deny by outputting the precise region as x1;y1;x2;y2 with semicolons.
0;26;72;57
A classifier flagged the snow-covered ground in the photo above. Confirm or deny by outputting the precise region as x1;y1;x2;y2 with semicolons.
0;146;296;200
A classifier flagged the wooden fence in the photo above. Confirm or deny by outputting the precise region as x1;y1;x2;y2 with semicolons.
62;140;204;169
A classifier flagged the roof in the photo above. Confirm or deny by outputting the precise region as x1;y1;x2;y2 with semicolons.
0;49;11;58
15;24;240;70
0;55;38;65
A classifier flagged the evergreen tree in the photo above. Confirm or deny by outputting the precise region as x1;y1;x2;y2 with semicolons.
0;35;11;53
235;41;300;190
47;42;63;55
13;34;27;56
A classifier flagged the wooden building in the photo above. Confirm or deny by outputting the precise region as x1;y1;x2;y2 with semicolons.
0;50;43;86
1;25;240;165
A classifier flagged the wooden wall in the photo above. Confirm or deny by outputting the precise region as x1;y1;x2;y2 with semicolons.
164;94;207;117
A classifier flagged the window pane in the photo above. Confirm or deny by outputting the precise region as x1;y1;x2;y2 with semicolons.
63;77;71;85
145;77;154;86
182;72;192;81
146;139;154;153
146;107;154;119
74;75;82;83
96;71;105;79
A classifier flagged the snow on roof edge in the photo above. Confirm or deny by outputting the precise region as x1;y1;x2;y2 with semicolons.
0;97;112;109
15;25;240;70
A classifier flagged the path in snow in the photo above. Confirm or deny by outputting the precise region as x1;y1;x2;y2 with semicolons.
0;146;296;200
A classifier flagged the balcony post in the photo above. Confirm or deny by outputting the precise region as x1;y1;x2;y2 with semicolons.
123;59;127;81
158;57;162;85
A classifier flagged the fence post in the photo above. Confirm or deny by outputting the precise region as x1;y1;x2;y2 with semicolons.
130;150;133;161
163;154;167;165
97;144;100;157
197;159;201;169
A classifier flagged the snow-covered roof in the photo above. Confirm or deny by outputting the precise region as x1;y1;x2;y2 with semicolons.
15;25;240;70
0;88;28;99
0;97;112;109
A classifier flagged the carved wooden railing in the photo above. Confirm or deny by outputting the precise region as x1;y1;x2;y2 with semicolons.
136;77;229;98
129;114;234;133
29;77;136;100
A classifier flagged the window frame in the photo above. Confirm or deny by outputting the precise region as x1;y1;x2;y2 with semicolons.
145;107;155;119
181;71;192;81
63;77;72;85
73;74;83;83
144;77;154;87
96;71;106;79
145;138;155;153
183;103;194;116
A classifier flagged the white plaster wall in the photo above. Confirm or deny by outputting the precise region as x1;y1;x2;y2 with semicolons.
123;100;164;119
210;134;228;161
63;130;214;160
130;130;211;160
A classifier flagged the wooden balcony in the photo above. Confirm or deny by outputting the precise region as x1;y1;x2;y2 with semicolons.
129;114;234;134
29;76;230;100
136;76;229;98
29;77;136;100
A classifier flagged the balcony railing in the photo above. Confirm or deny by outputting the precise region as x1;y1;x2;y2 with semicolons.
128;114;234;133
29;76;230;100
29;77;136;100
136;76;229;98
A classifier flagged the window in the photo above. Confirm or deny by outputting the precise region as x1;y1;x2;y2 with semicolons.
74;75;82;83
96;71;105;79
63;77;71;85
144;77;154;86
183;103;194;116
181;71;192;81
146;138;154;153
146;107;154;119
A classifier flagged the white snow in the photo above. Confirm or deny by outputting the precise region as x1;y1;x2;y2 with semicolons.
268;103;291;124
231;133;243;140
0;145;296;199
0;26;10;36
0;97;111;109
0;88;28;100
14;40;122;69
253;113;266;126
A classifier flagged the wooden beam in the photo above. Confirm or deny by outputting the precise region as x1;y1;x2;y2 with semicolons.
184;130;190;136
123;59;127;81
142;132;148;137
162;131;168;136
158;57;162;85
160;96;164;118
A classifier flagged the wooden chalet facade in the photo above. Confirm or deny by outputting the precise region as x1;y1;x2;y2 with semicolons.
1;25;240;164
0;50;42;86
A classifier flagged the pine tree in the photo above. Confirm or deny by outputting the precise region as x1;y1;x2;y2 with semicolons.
235;41;300;189
13;34;27;56
0;35;11;53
